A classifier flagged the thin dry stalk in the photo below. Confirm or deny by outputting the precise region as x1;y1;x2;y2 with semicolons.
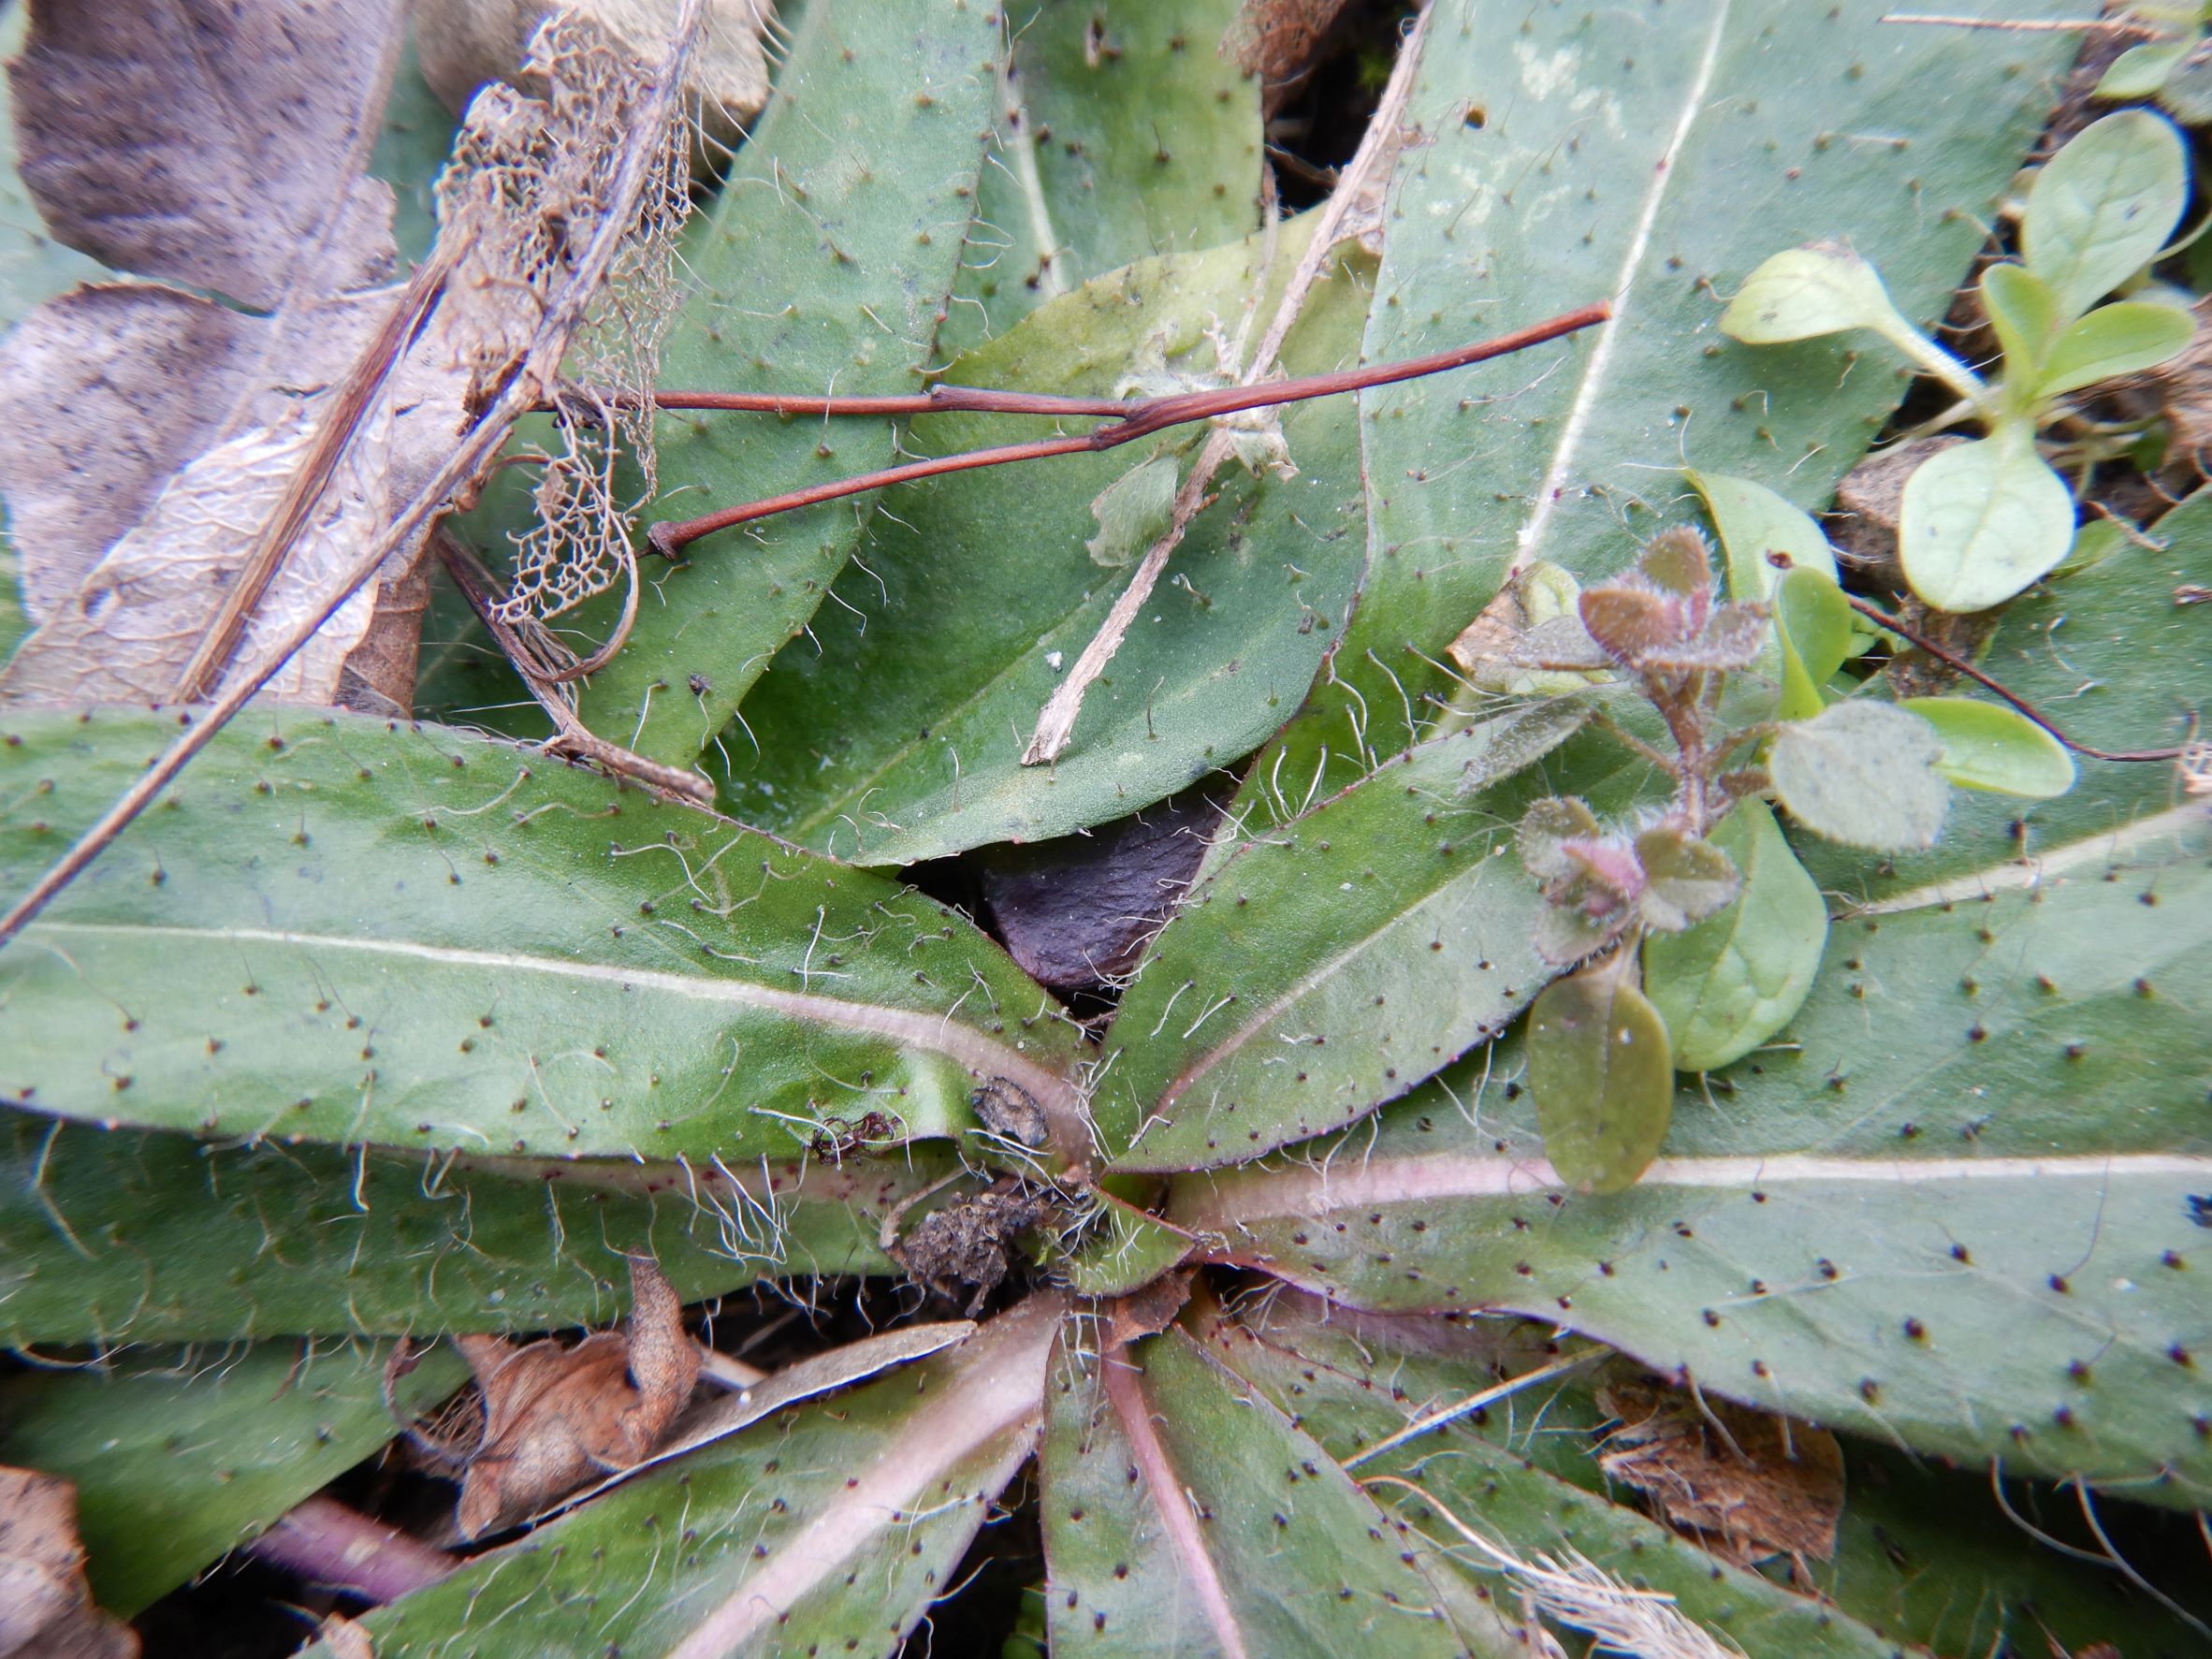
436;530;714;801
1020;1;1433;765
0;0;710;951
1363;1476;1745;1659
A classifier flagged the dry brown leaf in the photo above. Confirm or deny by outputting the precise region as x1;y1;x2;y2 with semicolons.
445;1255;700;1538
415;0;773;151
318;1612;376;1659
1106;1269;1194;1350
9;0;398;307
1595;1378;1843;1568
0;1467;140;1659
1225;0;1358;107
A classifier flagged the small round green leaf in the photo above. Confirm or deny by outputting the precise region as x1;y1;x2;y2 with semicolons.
1685;469;1838;601
1773;565;1853;721
1719;242;1912;344
1768;700;1949;851
2034;300;2196;400
2022;109;2189;323
1528;966;1674;1195
1643;801;1828;1072
1900;695;2077;798
1899;426;2075;613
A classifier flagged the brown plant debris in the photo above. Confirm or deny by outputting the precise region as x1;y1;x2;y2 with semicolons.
414;1255;701;1538
888;1180;1053;1316
968;1077;1053;1149
1595;1377;1843;1569
0;1467;139;1659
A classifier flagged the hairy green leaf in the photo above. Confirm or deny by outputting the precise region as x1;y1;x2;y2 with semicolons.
0;1339;463;1614
1903;694;2076;797
571;0;998;769
1768;700;1949;851
940;0;1260;357
1171;816;2212;1501
331;1298;1060;1659
720;219;1375;864
0;1110;931;1344
1527;963;1673;1195
1642;801;1826;1072
2021;109;2189;323
1041;1319;1518;1659
0;710;1082;1165
1095;699;1593;1171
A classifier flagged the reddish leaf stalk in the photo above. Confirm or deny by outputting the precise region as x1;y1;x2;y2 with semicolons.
645;302;1611;557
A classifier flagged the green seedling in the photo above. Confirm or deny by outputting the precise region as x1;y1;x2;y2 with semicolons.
2096;4;2212;122
1721;111;2195;613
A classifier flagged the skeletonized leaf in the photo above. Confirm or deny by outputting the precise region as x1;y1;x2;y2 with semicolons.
1526;964;1674;1195
1642;802;1827;1073
1901;695;2076;797
1898;424;2076;613
1768;700;1948;851
2021;109;2189;323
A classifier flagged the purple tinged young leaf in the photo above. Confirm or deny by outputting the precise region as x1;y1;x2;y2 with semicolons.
1639;601;1770;672
1578;583;1688;667
1636;524;1716;604
1562;839;1647;906
1516;796;1603;883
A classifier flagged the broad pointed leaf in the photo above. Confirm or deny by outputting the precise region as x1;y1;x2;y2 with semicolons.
2034;298;2196;399
0;1339;463;1615
0;710;1083;1164
1094;700;1592;1171
570;0;999;768
1172;815;2212;1503
325;1297;1061;1659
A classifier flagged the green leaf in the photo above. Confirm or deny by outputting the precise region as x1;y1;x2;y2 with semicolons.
336;1299;1060;1659
1768;700;1949;851
1198;1290;2212;1659
1040;1319;1517;1659
1685;469;1838;602
0;1111;933;1345
1632;827;1739;932
1797;485;2212;902
1773;564;1853;721
939;0;1260;357
1230;0;2071;836
1980;260;2059;385
2034;298;2196;399
1094;700;1594;1171
720;219;1375;864
0;1339;464;1614
1084;450;1181;568
1898;423;2075;612
2097;39;2193;99
1902;694;2077;797
570;0;998;770
1720;241;1919;347
1173;815;2212;1499
1526;963;1674;1195
0;710;1082;1165
2022;109;2190;322
1642;801;1827;1072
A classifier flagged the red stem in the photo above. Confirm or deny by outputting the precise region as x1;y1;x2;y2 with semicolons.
647;301;1611;556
